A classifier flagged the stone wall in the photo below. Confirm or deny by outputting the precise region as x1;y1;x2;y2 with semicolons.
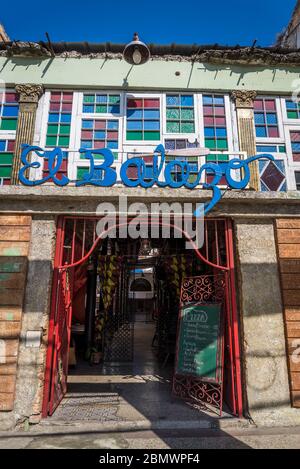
14;215;56;427
234;218;299;426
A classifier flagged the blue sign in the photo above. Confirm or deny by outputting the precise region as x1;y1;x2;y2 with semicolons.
18;144;274;215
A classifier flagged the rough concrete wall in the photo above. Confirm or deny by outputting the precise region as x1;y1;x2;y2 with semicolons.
235;218;300;426
13;215;56;428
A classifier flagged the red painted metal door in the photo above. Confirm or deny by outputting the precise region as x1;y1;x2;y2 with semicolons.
47;267;74;415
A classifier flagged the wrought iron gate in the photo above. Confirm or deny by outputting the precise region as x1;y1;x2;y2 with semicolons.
173;274;227;415
103;262;134;362
42;216;243;418
44;267;74;416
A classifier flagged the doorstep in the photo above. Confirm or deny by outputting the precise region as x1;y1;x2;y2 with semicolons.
7;415;252;436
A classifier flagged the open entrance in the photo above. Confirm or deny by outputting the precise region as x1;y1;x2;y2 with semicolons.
42;217;242;422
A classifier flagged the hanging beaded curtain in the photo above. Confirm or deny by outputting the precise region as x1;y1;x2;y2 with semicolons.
163;254;193;298
97;255;122;311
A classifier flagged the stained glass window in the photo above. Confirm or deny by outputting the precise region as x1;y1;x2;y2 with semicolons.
164;138;198;150
0;139;15;185
166;94;195;133
164;139;198;184
285;99;300;119
46;92;73;147
256;144;286;153
82;93;121;114
259;160;286;192
290;131;300;162
203;95;228;151
295;171;300;190
0;92;19;131
124;154;154;182
80;119;119;157
126;97;160;141
205;154;229;185
42;151;68;180
254;98;279;138
76;166;108;182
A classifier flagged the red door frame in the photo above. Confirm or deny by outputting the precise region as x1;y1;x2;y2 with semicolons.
42;216;243;418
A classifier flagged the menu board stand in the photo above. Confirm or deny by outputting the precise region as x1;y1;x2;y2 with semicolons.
172;302;225;416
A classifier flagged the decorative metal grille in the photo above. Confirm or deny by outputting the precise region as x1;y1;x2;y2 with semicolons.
181;274;226;304
173;273;227;416
173;375;222;413
103;263;134;362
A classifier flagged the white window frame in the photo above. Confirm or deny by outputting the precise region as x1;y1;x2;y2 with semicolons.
0;88;19;138
72;90;124;182
162;92;199;142
257;155;289;191
80;90;123;118
197;93;236;153
123;92;163;146
255;96;284;144
280;96;300;126
30;90;78;182
283;124;300;190
0;87;20;185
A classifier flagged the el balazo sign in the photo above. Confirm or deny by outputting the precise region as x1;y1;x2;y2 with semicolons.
18;144;274;215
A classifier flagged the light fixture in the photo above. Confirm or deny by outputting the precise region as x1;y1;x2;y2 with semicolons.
123;33;150;65
138;238;152;256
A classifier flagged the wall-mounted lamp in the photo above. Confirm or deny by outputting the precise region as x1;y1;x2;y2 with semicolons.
123;33;150;65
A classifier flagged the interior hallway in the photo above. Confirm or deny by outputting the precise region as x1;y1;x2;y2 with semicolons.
44;321;230;425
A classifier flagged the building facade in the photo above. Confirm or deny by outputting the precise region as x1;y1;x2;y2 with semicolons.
0;38;300;430
278;0;300;48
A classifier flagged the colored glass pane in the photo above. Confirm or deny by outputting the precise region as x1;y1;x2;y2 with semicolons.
181;109;194;120
0;139;15;185
126;97;160;140
58;136;70;146
181;122;194;133
82;93;121;114
0;166;12;177
286;99;300;119
203;94;229;154
0;119;17;131
166;94;194;134
254;98;279;139
0;92;19;133
166;108;179;119
290;131;300;161
167;122;180;133
46;136;57;146
46;92;73;148
288;111;298;119
80;119;119;150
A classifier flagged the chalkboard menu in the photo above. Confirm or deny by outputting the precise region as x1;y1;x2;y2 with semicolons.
175;303;223;383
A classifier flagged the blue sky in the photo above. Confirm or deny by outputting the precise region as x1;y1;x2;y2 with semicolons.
0;0;296;47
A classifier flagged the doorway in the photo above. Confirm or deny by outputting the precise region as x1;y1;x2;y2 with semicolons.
42;217;242;421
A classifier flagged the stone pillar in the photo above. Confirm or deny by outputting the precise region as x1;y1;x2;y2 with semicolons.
11;84;43;185
234;218;298;426
231;90;259;191
14;215;56;426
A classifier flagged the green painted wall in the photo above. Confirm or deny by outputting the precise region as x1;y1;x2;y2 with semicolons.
0;57;300;93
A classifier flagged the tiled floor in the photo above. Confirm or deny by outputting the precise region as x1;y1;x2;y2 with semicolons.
48;322;226;424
